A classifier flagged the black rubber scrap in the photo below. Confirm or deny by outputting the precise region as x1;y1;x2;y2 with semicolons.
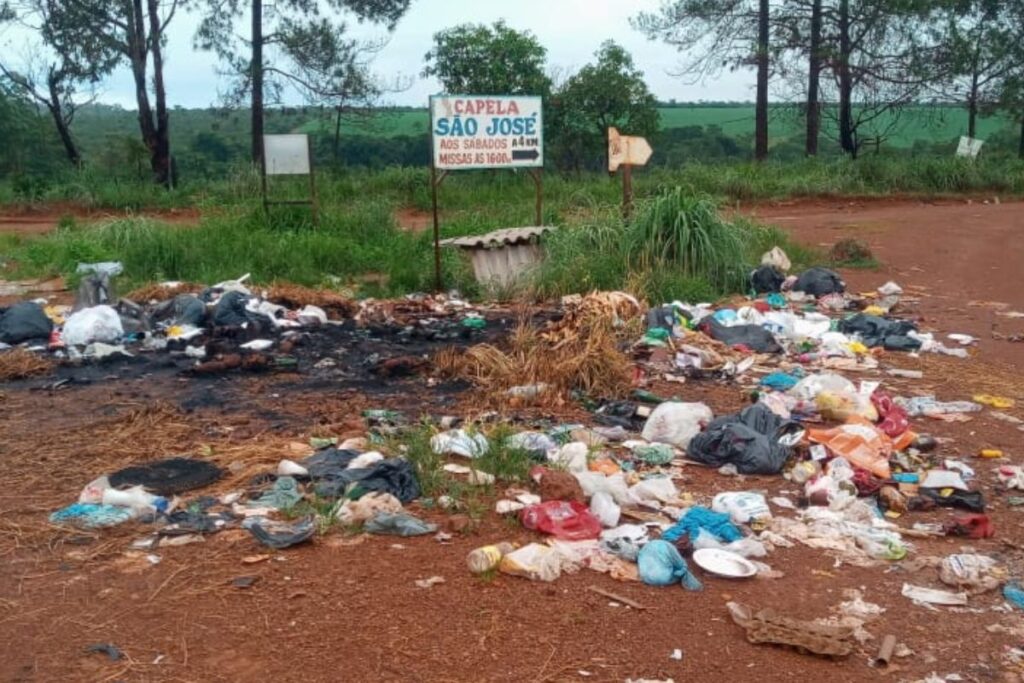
108;457;223;496
85;643;122;661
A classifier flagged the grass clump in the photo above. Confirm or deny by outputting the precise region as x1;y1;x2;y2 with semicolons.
828;237;878;269
534;187;818;304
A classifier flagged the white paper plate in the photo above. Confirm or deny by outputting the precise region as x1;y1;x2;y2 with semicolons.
692;548;757;579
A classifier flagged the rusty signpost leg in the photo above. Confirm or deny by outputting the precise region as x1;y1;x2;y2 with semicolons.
431;164;442;292
622;163;633;218
530;168;543;225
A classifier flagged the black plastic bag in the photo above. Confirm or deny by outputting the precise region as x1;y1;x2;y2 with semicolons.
0;302;53;343
304;450;421;503
918;488;985;513
212;291;267;327
109;457;223;495
687;403;795;474
793;267;845;296
750;265;785;294
152;294;207;327
700;316;782;354
838;313;921;350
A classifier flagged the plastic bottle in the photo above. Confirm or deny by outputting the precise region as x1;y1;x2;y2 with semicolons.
979;449;1004;459
102;487;168;513
466;542;516;574
790;460;821;485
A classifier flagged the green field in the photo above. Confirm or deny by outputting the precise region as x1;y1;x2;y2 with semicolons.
295;105;1019;147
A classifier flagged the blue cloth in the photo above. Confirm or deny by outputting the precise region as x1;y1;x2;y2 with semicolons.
638;540;703;591
50;503;135;528
1004;582;1024;610
662;506;743;544
712;309;738;325
766;293;787;309
759;372;799;391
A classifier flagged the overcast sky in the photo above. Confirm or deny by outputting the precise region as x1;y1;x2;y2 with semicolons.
1;0;757;109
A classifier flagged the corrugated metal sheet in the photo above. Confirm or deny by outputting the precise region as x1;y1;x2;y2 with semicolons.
439;226;553;249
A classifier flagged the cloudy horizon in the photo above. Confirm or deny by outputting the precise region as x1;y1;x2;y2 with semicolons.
0;0;757;111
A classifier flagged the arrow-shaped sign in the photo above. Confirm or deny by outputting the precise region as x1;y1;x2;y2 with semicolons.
608;127;653;172
512;148;540;161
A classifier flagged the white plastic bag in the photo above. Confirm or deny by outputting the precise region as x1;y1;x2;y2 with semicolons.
499;543;565;582
62;305;123;346
628;477;678;505
692;529;767;558
297;305;328;325
431;429;489;458
761;246;791;272
641;402;713;449
573;471;632;505
548;442;588;473
789;372;855;401
939;554;1002;593
712;492;771;524
589;491;621;528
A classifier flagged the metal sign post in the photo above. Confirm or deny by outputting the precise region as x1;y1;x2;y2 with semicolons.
261;134;319;224
608;127;653;217
429;95;544;290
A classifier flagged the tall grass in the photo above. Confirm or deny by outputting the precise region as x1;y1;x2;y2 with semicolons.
3;155;1021;212
533;187;820;304
627;189;747;292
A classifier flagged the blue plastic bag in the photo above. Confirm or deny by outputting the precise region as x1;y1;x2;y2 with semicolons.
638;540;703;591
1004;581;1024;610
662;506;743;544
50;503;135;528
759;372;799;391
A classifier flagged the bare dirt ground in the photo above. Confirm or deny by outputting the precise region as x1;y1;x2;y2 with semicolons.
0;203;200;235
2;199;1024;682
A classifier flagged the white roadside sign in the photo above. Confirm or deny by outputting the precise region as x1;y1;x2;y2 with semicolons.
430;95;543;170
263;134;311;175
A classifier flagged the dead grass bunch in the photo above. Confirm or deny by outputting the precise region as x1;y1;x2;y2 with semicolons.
0;348;54;381
264;282;357;319
123;282;204;303
437;291;643;402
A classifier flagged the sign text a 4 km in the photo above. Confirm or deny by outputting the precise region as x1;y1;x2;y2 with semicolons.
430;95;543;170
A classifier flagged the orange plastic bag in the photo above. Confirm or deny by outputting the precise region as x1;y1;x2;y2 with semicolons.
588;458;621;475
807;417;892;479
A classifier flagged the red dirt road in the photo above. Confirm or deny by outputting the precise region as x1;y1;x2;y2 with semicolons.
749;198;1024;365
2;199;1024;682
0;204;200;235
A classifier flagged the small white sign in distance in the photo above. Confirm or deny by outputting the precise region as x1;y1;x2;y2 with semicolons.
263;134;312;175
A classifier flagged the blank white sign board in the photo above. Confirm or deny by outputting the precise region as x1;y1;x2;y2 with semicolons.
264;134;311;175
956;136;984;158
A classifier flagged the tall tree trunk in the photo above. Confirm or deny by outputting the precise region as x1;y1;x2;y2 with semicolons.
146;0;171;187
967;69;980;139
838;0;855;156
805;0;822;156
754;0;769;161
333;108;342;162
1019;112;1024;160
44;74;80;166
251;0;264;167
127;0;161;179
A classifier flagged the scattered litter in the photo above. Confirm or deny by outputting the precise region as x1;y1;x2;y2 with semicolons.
901;583;968;606
414;576;445;589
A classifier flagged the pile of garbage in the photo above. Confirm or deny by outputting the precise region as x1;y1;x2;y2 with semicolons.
25;252;1024;667
0;264;488;376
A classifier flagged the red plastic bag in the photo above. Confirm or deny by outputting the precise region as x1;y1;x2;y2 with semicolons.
871;391;909;438
520;501;602;541
942;514;994;539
